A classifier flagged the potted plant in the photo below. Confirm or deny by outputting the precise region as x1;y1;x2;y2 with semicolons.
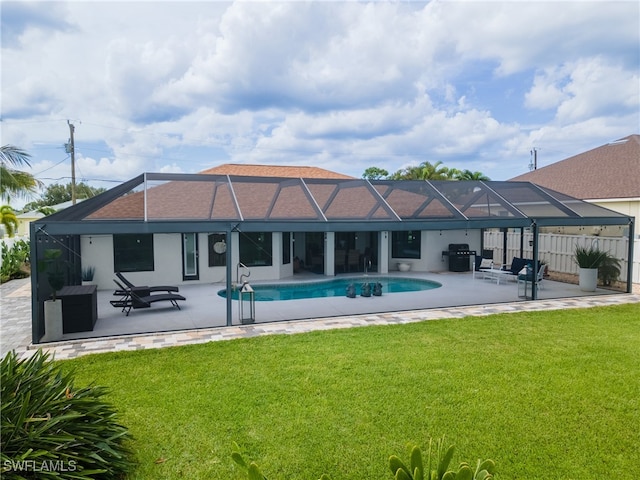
37;248;66;342
573;245;607;292
82;266;96;285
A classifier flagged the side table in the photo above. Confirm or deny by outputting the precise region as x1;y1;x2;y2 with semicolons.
517;274;532;299
57;285;98;333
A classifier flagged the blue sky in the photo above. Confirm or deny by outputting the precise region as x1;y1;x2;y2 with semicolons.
2;1;639;208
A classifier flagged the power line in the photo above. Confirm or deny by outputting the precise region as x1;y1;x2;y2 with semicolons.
33;156;70;177
37;176;122;184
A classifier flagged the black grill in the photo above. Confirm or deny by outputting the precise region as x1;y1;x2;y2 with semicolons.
442;243;476;272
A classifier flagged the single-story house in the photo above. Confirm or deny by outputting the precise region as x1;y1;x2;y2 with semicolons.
511;134;640;234
30;167;635;344
12;200;85;238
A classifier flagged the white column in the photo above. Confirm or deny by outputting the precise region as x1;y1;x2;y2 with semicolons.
325;232;335;276
379;231;389;274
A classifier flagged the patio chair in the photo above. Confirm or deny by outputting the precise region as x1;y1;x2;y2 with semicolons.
115;272;179;294
110;280;186;316
536;263;545;289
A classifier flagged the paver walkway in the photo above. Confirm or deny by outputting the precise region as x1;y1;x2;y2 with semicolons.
2;277;639;361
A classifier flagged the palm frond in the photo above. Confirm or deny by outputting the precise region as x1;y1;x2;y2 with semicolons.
0;144;32;167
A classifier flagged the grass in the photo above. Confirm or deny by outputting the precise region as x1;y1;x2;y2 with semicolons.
61;303;640;479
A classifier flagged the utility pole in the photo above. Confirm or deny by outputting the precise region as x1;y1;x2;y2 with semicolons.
529;148;538;171
67;120;76;204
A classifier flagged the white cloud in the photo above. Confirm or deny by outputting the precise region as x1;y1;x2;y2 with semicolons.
525;57;639;123
524;68;567;111
1;0;638;205
555;58;639;123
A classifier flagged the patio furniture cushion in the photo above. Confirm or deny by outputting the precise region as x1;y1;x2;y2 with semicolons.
479;258;493;269
509;257;528;275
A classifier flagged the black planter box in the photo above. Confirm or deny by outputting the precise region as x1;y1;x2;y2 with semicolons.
58;285;98;333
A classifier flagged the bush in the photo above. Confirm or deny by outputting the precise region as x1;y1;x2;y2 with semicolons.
1;350;134;479
389;437;495;480
573;245;607;269
1;240;30;283
598;252;621;286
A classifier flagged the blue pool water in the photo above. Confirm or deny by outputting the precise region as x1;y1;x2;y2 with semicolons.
218;276;441;301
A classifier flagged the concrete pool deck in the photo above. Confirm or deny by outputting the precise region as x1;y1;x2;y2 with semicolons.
2;273;639;361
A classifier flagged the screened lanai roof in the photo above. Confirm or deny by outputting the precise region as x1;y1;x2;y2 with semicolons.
42;173;631;232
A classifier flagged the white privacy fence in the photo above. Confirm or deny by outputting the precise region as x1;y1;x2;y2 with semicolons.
483;231;639;284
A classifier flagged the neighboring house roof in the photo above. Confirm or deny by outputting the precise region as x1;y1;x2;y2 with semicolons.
200;163;355;179
17;199;85;220
509;134;640;200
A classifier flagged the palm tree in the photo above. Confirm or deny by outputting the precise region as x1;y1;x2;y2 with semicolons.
0;145;42;202
389;161;491;182
389;161;452;180
419;161;451;180
455;169;490;181
0;205;19;237
445;167;462;180
388;165;423;180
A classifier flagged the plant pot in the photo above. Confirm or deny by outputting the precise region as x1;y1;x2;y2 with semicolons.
579;267;598;292
397;262;411;272
41;299;63;342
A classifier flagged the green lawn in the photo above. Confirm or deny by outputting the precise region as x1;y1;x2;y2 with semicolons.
62;304;640;480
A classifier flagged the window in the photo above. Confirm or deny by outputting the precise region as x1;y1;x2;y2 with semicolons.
239;232;272;267
392;231;421;259
113;234;154;272
282;232;291;265
208;233;227;267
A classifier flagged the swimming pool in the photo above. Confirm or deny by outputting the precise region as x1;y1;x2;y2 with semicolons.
218;276;441;301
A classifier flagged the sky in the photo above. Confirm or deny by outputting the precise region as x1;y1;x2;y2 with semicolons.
2;1;639;209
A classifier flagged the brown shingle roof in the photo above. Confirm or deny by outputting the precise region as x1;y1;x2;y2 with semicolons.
87;165;354;220
510;135;640;200
200;163;355;179
61;175;628;224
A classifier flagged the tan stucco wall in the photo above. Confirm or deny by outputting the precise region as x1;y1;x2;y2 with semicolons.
590;198;639;221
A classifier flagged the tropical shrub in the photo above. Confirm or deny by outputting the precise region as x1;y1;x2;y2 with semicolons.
232;442;331;480
1;350;134;479
573;245;607;269
1;239;30;283
81;266;95;282
389;437;495;480
37;248;66;300
231;438;495;480
598;252;621;286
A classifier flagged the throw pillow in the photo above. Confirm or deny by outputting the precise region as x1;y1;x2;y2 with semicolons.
479;258;493;269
